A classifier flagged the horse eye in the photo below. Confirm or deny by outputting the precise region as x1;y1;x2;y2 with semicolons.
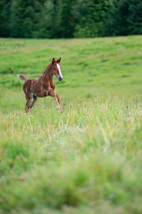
53;68;56;71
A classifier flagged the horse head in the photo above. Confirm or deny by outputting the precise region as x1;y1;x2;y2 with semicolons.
52;57;63;81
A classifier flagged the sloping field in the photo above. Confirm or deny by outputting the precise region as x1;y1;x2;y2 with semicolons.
0;36;142;214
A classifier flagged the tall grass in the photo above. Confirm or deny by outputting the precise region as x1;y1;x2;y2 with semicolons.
0;36;142;213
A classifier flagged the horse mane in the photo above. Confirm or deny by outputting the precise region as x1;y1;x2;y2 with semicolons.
43;62;52;77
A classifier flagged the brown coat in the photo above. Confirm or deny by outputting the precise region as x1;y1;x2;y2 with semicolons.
18;58;63;113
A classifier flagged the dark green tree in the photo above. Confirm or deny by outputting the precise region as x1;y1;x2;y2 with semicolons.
0;0;11;37
0;0;142;38
128;0;142;35
60;0;77;38
105;0;142;36
73;0;111;37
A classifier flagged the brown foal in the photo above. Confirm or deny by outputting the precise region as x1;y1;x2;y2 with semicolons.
18;57;63;113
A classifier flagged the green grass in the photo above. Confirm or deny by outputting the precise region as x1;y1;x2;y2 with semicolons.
0;36;142;214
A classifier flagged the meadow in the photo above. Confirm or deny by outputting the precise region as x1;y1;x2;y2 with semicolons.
0;36;142;214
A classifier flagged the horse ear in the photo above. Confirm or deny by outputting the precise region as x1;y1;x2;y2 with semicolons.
52;58;55;64
57;57;61;63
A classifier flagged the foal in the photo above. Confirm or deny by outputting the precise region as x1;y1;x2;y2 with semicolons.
18;57;63;113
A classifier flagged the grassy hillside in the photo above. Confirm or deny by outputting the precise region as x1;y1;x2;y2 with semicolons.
0;36;142;94
0;36;142;214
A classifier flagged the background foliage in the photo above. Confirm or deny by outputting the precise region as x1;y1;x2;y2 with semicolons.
0;0;142;38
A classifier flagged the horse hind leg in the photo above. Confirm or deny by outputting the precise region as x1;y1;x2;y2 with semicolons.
25;99;32;113
25;94;37;113
30;95;37;109
25;100;30;113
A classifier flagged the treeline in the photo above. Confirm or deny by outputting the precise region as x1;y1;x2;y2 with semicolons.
0;0;142;38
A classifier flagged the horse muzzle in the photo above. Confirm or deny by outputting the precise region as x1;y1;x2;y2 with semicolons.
57;76;63;81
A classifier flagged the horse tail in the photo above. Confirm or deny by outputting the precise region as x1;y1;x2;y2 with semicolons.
17;74;27;82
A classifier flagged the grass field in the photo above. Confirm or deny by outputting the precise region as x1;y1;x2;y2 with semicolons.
0;36;142;214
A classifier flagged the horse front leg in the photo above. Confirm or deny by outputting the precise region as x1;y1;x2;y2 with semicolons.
56;94;63;112
48;89;63;113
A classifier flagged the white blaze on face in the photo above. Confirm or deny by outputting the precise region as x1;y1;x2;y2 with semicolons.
57;63;63;79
